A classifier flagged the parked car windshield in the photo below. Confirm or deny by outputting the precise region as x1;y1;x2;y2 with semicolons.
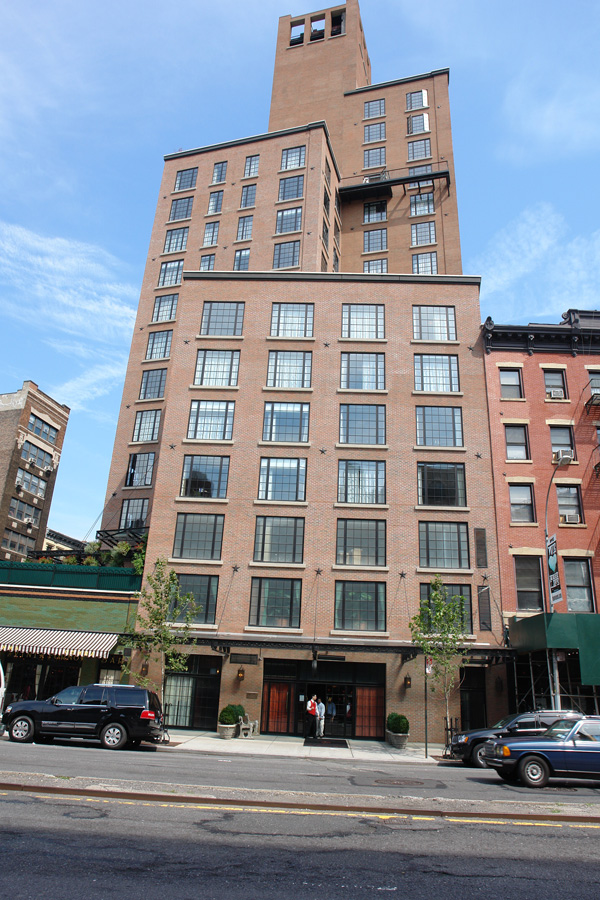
492;715;518;728
544;719;577;740
51;686;83;705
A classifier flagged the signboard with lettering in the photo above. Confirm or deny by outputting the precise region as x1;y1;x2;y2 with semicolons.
546;534;562;607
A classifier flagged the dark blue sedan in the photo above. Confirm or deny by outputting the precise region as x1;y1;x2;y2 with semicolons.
483;716;600;787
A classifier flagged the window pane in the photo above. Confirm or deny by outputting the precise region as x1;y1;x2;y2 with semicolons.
505;425;529;460
177;574;218;624
412;307;456;341
175;168;197;191
564;559;594;612
146;330;172;360
271;303;313;337
364;99;385;119
276;207;302;234
340;353;385;390
187;401;234;440
340;405;386;444
254;517;304;563
244;155;259;177
263;403;309;442
201;302;244;335
364;229;387;252
417;463;466;506
278;176;304;201
169;197;193;221
152;294;178;322
267;351;312;388
515;557;544;611
194;350;240;386
241;184;256;208
338;460;386;504
249;578;301;628
258;458;306;501
414;355;459;392
181;455;229;499
342;305;384;339
419;522;469;568
499;369;523;399
273;241;300;268
173;513;224;560
139;369;166;400
164;227;188;253
509;484;534;522
334;582;385;631
281;146;306;170
126;452;155;487
336;520;386;566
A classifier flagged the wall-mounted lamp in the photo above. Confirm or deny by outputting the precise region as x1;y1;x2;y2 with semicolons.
404;675;412;690
237;666;245;681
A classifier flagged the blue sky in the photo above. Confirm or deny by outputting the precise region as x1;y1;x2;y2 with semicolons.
1;0;599;540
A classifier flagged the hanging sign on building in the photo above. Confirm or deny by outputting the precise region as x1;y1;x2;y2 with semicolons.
546;534;563;607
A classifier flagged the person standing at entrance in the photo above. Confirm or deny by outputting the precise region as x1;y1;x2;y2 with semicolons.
316;697;325;739
306;694;318;738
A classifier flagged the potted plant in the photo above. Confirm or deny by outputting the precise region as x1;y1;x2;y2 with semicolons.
386;713;410;749
217;704;245;739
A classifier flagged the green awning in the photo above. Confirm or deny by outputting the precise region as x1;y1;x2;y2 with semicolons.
509;613;600;685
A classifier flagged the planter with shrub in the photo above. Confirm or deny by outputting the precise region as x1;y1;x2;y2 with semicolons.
217;704;246;739
386;713;410;749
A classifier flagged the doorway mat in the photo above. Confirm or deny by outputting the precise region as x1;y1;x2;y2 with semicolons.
304;738;348;748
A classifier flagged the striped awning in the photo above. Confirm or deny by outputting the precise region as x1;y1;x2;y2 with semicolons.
0;627;120;659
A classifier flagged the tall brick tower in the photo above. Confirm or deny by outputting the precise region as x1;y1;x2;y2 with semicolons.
100;1;503;740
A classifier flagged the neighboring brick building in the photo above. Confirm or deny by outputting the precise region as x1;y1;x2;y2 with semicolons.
0;381;70;562
483;310;600;712
100;0;505;739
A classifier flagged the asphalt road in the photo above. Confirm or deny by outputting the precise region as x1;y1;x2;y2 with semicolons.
2;790;600;899
2;738;600;806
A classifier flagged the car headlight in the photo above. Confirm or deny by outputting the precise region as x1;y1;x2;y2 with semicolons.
4;705;12;715
456;734;468;743
501;745;511;758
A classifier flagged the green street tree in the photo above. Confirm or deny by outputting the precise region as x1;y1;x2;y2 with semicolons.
409;574;468;727
121;557;198;696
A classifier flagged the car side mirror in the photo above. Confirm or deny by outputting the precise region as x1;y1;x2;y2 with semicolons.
51;696;59;705
506;725;517;733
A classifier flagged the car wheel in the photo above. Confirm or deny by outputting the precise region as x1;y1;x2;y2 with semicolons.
100;723;128;750
9;715;35;743
471;743;488;768
518;755;550;788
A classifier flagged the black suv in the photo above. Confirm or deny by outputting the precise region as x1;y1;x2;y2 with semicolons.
1;684;164;749
451;709;584;767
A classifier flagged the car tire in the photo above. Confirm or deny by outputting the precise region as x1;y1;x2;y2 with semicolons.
518;755;550;788
471;743;488;768
9;715;35;743
100;722;128;750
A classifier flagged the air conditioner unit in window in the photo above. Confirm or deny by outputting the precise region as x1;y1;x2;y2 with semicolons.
553;450;574;463
15;479;23;487
23;517;34;526
28;456;37;463
549;389;564;399
564;514;580;524
37;490;45;497
44;466;53;475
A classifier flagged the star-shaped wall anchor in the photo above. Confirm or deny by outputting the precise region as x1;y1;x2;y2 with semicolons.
139;326;144;331
319;448;327;454
475;452;482;459
400;571;406;579
232;564;239;572
323;341;330;347
468;345;474;352
315;568;322;575
169;444;176;450
126;405;130;409
183;339;190;344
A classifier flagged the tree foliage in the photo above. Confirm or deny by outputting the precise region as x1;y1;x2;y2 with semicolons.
121;558;198;695
409;575;467;725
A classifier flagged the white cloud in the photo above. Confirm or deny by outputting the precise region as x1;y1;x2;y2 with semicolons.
52;359;129;413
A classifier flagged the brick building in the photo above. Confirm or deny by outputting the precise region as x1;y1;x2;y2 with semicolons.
100;0;504;739
483;311;600;714
0;381;69;562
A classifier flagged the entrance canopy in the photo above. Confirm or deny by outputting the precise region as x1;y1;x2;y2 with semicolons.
508;613;600;685
0;626;119;659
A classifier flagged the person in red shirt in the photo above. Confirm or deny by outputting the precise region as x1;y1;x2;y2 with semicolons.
306;694;318;739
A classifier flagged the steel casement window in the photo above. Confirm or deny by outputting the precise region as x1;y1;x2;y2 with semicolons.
233;248;250;270
203;222;219;246
364;98;385;119
174;168;197;191
249;578;301;628
133;409;161;443
417;463;466;507
340;353;385;390
199;254;215;271
406;90;427;110
364;229;387;253
408;139;431;160
126;452;155;487
363;259;388;274
364;147;386;168
244;155;259;177
408;165;433;188
410;193;434;216
2;529;35;555
499;368;523;399
263;403;309;442
412;252;438;275
412;306;456;341
28;414;57;445
364;122;386;143
201;302;244;336
139;369;166;400
416;407;463;447
276;207;302;234
173;513;224;560
158;260;183;286
273;241;300;269
207;191;224;214
281;146;306;170
515;557;544;611
342;305;384;339
334;581;386;631
236;216;253;241
21;440;52;469
322;219;329;249
509;484;535;522
152;294;178;322
411;221;436;246
278;175;304;201
267;351;312;388
145;330;172;360
407;113;429;134
336;519;386;567
363;201;387;223
338;460;386;504
258;458;306;501
194;350;240;386
254;516;305;563
169;196;193;221
419;522;469;569
414;355;459;392
339;404;386;445
187;401;234;441
177;574;218;624
556;485;582;523
505;425;530;460
270;303;313;337
120;498;148;529
419;582;471;633
211;161;227;184
564;559;594;612
240;184;256;208
16;468;47;498
163;227;188;253
180;455;229;499
8;497;40;527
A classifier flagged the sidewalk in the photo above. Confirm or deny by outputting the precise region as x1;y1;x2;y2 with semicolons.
165;729;446;763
